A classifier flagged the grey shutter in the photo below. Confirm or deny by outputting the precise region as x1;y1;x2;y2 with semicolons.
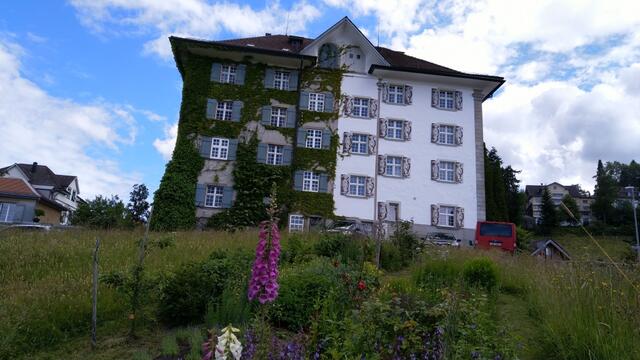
378;202;388;220
231;101;243;122
379;118;388;138
367;135;377;155
365;177;375;197
369;99;378;118
377;155;387;175
455;207;465;228
403;121;412;141
293;170;304;191
210;63;221;82
299;91;309;110
431;204;440;226
381;83;389;103
431;123;440;143
455;126;463;145
200;137;212;158
195;184;205;206
322;129;332;149
227;139;238;161
261;106;272;126
256;143;267;163
12;204;25;222
431;88;439;108
236;64;246;85
340;174;349;195
455;162;464;183
323;92;334;112
342;95;353;116
431;160;440;181
404;85;413;105
282;145;293;165
288;71;299;91
206;99;217;119
264;68;275;89
318;174;329;193
455;91;463;110
296;128;307;147
342;132;352;154
402;157;411;178
285;108;296;128
222;187;234;208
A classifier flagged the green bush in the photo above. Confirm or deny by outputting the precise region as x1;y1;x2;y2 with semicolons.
390;220;420;266
412;259;462;289
462;258;498;290
313;233;370;264
379;242;404;271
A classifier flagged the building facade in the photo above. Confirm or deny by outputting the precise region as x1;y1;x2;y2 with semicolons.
525;182;594;225
158;17;504;241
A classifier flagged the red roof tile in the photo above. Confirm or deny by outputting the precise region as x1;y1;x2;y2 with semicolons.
0;178;39;198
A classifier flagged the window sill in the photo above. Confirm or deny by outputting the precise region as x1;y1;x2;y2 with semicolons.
344;194;368;198
433;179;457;184
433;142;460;147
383;137;406;142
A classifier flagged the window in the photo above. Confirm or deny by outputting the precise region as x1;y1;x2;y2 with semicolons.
352;97;369;117
439;206;455;227
349;176;366;197
351;134;368;154
439;125;455;145
0;203;13;222
438;90;455;110
308;93;325;112
220;65;237;84
273;71;290;90
71;190;76;202
388;85;404;104
205;185;224;208
267;144;284;165
386;156;403;177
439;161;455;182
387;120;403;140
270;107;287;127
302;171;320;192
305;129;323;149
210;138;230;160
216;101;233;120
289;214;304;232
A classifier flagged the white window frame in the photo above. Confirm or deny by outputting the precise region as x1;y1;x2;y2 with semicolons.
0;202;14;223
387;120;403;140
438;125;455;145
308;93;325;112
348;175;366;197
351;133;368;154
205;185;224;208
352;97;370;117
216;101;233;121
388;85;404;104
270;107;287;127
438;206;455;227
289;214;304;232
305;129;323;149
302;171;320;192
386;156;403;177
220;64;237;84
274;71;290;90
210;138;230;160
267;144;284;165
439;161;455;182
439;90;455;110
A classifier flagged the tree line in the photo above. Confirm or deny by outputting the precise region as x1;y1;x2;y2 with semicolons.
71;184;150;229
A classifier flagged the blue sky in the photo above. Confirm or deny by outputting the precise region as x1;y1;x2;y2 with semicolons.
0;1;639;199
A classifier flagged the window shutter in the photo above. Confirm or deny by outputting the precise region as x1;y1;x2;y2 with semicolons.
227;139;238;161
341;95;353;116
455;207;465;228
293;170;304;191
200;137;212;158
431;123;440;143
455;162;464;183
296;128;307;147
404;85;413;105
282;145;293;165
369;99;378;118
382;83;389;103
340;174;349;195
261;106;272;126
455;126;463;145
195;184;205;206
431;160;440;181
321;129;332;149
378;201;388;220
288;71;299;91
377;155;387;175
323;92;334;112
367;135;377;155
402;157;411;178
299;91;309;110
431;204;439;226
256;143;267;163
454;91;463;110
342;132;352;154
431;88;439;108
365;177;375;197
222;187;234;208
235;64;246;85
210;63;221;82
285;108;296;128
206;99;217;119
378;118;388;138
231;101;243;122
264;68;275;89
402;121;412;141
318;174;329;193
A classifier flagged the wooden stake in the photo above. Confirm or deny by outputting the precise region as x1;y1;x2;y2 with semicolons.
91;237;101;350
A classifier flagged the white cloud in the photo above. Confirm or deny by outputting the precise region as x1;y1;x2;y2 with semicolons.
70;0;322;59
0;39;143;199
153;122;178;161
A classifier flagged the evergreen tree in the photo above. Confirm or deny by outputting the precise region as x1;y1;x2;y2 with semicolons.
127;183;150;223
484;146;522;223
592;160;617;224
539;187;558;234
558;194;581;225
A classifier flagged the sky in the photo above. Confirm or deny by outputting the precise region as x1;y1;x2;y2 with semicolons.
0;0;639;200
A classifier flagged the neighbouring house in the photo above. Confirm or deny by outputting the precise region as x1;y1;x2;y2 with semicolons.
615;187;638;208
0;162;81;224
531;239;571;261
158;16;504;242
0;177;66;224
525;182;594;225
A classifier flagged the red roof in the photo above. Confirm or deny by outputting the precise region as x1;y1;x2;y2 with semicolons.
0;178;39;198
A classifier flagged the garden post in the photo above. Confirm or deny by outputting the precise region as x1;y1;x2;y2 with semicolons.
91;237;101;350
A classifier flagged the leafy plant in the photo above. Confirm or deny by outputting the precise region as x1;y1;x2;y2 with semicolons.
462;258;499;290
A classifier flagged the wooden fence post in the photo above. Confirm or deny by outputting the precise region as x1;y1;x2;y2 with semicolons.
91;237;101;350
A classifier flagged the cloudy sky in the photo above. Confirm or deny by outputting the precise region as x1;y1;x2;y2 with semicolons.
1;1;639;199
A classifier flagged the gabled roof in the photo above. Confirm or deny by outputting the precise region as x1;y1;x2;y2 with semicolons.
531;239;571;260
0;177;40;199
525;183;591;198
12;163;76;190
219;34;313;53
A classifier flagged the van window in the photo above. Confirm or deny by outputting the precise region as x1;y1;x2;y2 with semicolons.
479;223;513;237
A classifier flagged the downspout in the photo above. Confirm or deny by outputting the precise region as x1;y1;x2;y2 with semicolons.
293;55;306;230
374;78;384;268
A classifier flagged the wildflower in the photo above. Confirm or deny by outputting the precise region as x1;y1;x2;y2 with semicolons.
203;324;242;360
357;280;366;291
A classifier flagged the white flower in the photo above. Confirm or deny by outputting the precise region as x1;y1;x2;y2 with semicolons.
215;324;242;360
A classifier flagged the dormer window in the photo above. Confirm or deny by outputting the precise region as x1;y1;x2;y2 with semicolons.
318;43;339;69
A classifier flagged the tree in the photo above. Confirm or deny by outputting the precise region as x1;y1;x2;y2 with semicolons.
592;160;617;224
539;187;558;234
71;195;132;229
558;194;580;225
484;146;523;225
127;184;150;223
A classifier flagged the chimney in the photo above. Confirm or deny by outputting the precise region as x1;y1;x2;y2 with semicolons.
31;162;37;173
265;33;272;36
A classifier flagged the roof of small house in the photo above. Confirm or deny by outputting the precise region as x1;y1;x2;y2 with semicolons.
0;177;40;199
4;163;76;191
531;239;571;260
525;183;590;199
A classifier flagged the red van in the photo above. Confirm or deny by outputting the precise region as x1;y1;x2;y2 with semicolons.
475;221;517;253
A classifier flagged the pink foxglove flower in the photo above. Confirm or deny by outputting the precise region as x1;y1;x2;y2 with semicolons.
248;220;281;303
